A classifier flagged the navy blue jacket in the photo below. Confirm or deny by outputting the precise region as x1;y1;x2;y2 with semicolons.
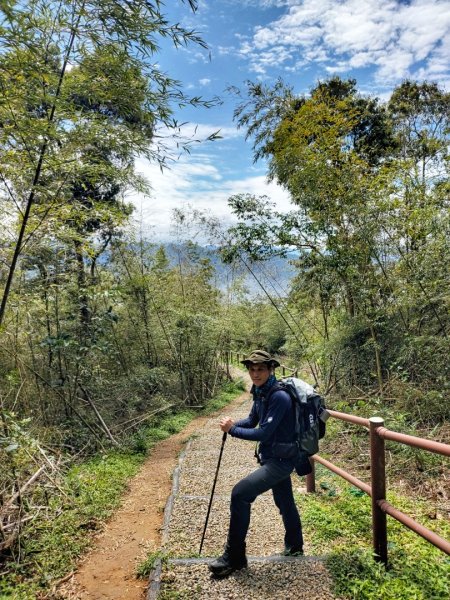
229;383;296;461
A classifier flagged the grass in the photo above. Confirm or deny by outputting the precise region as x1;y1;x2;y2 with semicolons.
297;463;450;600
135;550;171;579
302;401;450;600
0;378;246;600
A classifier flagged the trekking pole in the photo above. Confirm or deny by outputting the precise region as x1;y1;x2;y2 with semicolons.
199;431;227;555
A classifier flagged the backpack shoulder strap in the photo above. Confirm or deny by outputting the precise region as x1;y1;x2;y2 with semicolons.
264;382;282;400
265;381;298;427
260;383;293;424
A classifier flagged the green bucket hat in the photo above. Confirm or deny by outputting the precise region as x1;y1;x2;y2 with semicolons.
241;349;280;368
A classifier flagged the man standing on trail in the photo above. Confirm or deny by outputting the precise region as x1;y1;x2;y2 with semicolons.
209;350;304;579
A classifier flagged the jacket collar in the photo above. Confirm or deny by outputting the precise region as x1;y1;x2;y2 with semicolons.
252;374;277;399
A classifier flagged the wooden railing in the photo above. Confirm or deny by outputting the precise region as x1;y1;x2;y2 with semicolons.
308;411;450;565
224;351;450;565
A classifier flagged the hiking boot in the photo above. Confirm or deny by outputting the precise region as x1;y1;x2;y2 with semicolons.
208;544;247;578
281;545;304;557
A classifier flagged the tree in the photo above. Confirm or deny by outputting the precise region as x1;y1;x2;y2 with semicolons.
226;76;449;396
110;237;227;406
0;0;217;326
231;78;394;303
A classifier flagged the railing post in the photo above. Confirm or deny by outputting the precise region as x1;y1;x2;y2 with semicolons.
282;365;286;376
306;458;316;492
369;416;388;565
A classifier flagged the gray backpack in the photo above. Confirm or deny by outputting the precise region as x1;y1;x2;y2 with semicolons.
268;377;329;459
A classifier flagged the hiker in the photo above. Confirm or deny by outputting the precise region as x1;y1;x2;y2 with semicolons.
209;350;304;579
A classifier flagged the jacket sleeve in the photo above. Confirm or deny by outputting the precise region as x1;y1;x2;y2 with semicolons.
233;400;259;428
229;390;291;441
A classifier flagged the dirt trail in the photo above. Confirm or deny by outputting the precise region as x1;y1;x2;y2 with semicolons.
59;381;250;600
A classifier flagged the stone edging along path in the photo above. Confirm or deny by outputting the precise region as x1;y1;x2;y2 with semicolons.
147;383;341;600
146;439;193;600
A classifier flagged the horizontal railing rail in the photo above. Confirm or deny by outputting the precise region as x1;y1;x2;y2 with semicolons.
376;427;450;456
313;454;372;495
326;408;370;428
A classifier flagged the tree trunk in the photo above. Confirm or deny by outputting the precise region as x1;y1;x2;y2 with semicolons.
0;17;80;327
74;239;90;339
370;323;383;395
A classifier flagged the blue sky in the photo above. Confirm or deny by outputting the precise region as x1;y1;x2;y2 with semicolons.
131;0;450;241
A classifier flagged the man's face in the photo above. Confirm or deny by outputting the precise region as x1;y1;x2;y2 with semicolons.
248;363;272;387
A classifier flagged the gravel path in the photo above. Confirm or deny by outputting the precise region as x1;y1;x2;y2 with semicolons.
151;374;343;599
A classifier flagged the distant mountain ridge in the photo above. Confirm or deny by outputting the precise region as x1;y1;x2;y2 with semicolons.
163;243;297;296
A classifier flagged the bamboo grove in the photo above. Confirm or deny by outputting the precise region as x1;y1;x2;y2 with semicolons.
222;77;449;421
0;0;225;567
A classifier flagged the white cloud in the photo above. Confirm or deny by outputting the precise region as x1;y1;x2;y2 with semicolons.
199;78;211;86
237;0;450;85
128;154;291;241
183;48;211;65
217;44;235;55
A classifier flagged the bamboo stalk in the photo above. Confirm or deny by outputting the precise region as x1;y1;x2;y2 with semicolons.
78;384;118;446
120;404;175;432
2;466;46;512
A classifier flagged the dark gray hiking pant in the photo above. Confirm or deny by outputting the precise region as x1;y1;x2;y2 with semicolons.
227;458;303;552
